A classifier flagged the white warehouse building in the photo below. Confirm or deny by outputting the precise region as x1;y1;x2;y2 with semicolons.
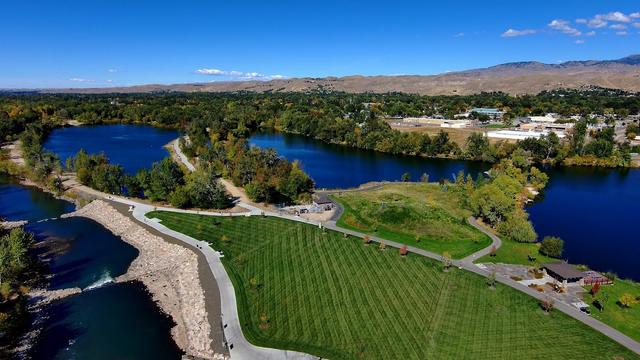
487;130;566;141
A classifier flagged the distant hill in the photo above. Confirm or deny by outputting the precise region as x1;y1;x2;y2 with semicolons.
39;55;640;95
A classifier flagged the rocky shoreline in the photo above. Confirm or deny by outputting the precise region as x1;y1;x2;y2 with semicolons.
65;200;225;359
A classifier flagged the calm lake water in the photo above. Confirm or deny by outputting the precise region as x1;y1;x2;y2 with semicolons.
43;124;178;174
250;132;640;281
1;126;183;359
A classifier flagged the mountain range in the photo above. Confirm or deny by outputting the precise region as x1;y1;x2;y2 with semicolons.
43;55;640;95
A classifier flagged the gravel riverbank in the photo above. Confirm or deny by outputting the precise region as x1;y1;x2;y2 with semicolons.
66;200;226;359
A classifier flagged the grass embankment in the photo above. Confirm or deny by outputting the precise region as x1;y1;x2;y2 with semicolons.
148;212;637;360
584;279;640;342
478;237;557;266
331;183;491;259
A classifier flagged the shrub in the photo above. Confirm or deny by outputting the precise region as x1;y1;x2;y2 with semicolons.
539;236;564;258
619;293;636;308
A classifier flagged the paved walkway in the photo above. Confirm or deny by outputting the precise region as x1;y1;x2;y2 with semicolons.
108;197;316;360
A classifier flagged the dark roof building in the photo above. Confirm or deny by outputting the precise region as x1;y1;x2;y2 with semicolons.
313;193;333;206
543;262;585;283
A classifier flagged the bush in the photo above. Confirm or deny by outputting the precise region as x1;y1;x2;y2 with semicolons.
539;236;564;258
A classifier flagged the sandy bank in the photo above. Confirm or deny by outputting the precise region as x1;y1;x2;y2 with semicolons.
0;220;28;229
66;200;227;359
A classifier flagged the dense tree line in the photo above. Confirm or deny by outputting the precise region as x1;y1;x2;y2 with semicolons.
189;136;315;203
66;152;231;209
2;88;637;168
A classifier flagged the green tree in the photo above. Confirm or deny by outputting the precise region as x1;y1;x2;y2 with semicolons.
464;132;489;160
147;157;184;201
401;172;411;182
470;184;514;225
539;236;564;258
497;211;537;243
187;168;229;209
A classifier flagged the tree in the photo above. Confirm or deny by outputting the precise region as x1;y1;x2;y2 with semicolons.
441;251;452;271
168;186;191;208
363;235;371;245
465;132;489;160
539;236;564;258
147;157;185;201
540;296;555;314
497;211;537;243
528;167;548;190
0;228;34;285
399;245;408;256
590;282;601;296
469;184;514;226
187;167;229;209
401;172;411;182
619;293;636;308
379;240;386;251
420;173;429;183
486;271;497;289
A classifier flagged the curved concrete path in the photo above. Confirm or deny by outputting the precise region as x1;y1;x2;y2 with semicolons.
109;197;315;360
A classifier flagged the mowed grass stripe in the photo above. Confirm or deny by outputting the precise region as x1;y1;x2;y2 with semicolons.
149;212;639;360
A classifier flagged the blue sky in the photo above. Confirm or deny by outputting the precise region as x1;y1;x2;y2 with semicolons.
1;0;639;88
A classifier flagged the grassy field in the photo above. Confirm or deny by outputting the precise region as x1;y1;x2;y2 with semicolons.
584;279;640;343
331;183;491;259
477;237;557;266
149;211;637;360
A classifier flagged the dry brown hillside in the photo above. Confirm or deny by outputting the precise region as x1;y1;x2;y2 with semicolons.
41;55;640;95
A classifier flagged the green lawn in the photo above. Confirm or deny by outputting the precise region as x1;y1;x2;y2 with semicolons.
584;279;640;343
149;211;637;360
477;237;558;266
331;183;491;259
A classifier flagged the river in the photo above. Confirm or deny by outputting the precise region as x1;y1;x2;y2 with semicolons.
250;132;640;281
0;123;182;358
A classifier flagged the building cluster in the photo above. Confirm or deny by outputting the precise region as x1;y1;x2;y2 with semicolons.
488;113;572;141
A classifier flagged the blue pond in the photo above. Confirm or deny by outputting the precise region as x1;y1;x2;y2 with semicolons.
250;132;640;281
43;124;178;174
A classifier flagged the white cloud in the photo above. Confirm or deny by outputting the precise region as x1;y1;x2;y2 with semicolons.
501;28;536;37
586;11;635;29
453;32;465;37
69;78;92;82
195;68;286;81
599;11;631;22
588;18;608;28
107;68;118;73
585;31;596;36
575;18;587;24
616;31;629;36
548;19;582;36
195;68;226;75
575;39;585;44
633;23;640;29
610;24;627;30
